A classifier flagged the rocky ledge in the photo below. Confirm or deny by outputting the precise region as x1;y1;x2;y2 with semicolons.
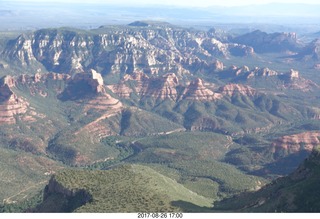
0;76;29;124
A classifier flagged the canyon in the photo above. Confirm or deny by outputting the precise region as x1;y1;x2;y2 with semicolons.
1;22;320;212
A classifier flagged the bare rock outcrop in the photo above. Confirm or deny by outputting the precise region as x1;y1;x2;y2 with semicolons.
219;83;256;97
224;65;318;92
213;60;224;71
109;72;223;102
59;69;107;100
0;76;29;124
108;72;180;100
271;131;320;159
180;78;222;101
281;69;318;91
247;67;279;78
144;73;179;100
107;72;149;98
2;26;253;76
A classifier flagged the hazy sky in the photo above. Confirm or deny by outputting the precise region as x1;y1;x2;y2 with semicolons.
6;0;320;7
2;0;320;30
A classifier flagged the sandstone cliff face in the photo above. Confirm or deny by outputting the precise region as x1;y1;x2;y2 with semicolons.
77;93;123;142
55;70;123;148
224;65;318;92
247;67;279;78
59;69;111;101
224;66;279;79
59;69;124;139
2;25;252;76
228;66;292;79
0;73;75;155
280;69;319;91
17;72;71;98
108;72;180;100
219;83;257;97
180;78;222;101
72;69;105;93
109;72;222;102
0;71;115;126
0;76;29;124
107;71;149;98
143;73;179;101
271;131;320;159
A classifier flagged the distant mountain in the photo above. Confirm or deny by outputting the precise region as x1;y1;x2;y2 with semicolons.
217;65;319;93
295;39;320;62
231;30;303;53
0;24;252;76
214;146;320;212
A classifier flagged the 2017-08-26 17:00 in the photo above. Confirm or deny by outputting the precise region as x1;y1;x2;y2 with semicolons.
137;213;183;218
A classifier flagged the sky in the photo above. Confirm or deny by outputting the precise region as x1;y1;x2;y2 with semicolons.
5;0;320;7
2;0;320;30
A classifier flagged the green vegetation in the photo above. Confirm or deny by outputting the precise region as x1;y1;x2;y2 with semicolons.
0;147;63;204
0;190;43;213
37;165;212;212
46;106;183;165
169;160;263;199
130;132;233;160
125;132;266;199
47;130;122;166
119;108;183;136
214;148;320;212
85;136;134;170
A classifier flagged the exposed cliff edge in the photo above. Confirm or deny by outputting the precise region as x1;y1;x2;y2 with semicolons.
58;69;107;101
219;83;257;97
1;25;253;76
108;71;222;102
271;131;320;159
221;66;318;92
0;76;30;124
180;78;222;101
35;176;93;212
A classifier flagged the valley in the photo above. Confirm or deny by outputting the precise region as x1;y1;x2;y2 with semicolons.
0;20;320;212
